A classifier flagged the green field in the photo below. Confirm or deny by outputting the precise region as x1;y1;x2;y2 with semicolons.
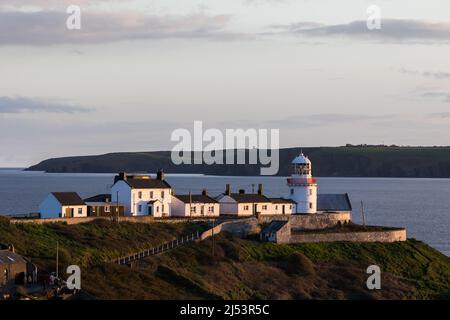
1;217;449;299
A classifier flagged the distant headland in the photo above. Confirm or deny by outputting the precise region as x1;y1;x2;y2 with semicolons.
26;145;450;178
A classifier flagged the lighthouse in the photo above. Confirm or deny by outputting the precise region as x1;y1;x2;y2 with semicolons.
287;153;317;214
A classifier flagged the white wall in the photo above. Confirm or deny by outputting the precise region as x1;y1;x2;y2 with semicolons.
39;194;87;218
171;196;187;217
111;180;172;216
171;196;219;217
39;194;62;219
288;185;317;214
148;200;163;218
272;203;295;215
62;205;87;218
218;195;239;215
111;181;132;214
131;188;171;216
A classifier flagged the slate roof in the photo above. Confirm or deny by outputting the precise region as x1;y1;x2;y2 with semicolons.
228;193;272;203
123;178;172;189
51;192;86;206
270;198;297;204
174;194;218;204
0;250;27;265
84;194;111;202
317;194;352;212
261;220;288;234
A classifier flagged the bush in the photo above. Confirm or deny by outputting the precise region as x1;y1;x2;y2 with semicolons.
279;252;316;277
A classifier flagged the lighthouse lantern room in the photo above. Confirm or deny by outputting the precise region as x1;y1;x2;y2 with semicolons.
287;153;317;214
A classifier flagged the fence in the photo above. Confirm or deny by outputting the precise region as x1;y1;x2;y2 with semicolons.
114;231;200;265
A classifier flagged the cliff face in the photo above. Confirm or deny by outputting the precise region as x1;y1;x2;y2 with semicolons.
1;217;449;300
26;146;450;178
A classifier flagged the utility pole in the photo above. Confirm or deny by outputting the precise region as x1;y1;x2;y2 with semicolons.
361;201;366;227
189;191;192;217
212;219;215;258
56;241;59;279
116;191;120;222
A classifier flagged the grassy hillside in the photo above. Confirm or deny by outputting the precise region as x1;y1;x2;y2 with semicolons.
26;146;450;178
1;217;449;300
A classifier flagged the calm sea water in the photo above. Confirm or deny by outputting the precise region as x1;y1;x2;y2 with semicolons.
0;169;449;256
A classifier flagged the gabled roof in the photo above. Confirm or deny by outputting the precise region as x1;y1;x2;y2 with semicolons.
228;193;272;203
174;194;218;204
261;220;288;234
0;250;27;265
51;192;85;206
317;194;352;212
270;198;297;204
120;178;172;189
84;194;111;202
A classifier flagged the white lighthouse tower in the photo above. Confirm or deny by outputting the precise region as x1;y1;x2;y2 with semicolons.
287;153;317;214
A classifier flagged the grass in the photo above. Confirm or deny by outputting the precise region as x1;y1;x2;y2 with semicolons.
1;216;449;300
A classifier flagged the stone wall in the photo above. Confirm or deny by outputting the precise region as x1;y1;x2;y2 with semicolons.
275;221;291;244
290;229;407;243
200;218;260;240
258;212;351;230
10;216;215;225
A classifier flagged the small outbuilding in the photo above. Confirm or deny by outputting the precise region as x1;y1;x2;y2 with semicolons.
269;198;296;215
0;248;27;287
260;220;291;244
317;194;352;213
84;194;125;217
39;192;87;219
171;190;220;217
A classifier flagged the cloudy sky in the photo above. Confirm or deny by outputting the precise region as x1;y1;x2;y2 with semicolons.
1;0;450;167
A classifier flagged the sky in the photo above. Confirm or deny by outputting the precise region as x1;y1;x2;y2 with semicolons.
1;0;450;166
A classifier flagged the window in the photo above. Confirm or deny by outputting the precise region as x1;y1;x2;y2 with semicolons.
290;189;294;195
138;205;142;212
309;202;313;209
244;205;249;211
162;204;164;213
150;191;153;198
309;189;313;195
208;206;214;213
138;191;142;199
191;206;196;213
104;206;110;213
275;205;278;210
289;205;292;209
78;208;82;214
161;191;165;199
262;205;268;210
156;206;159;213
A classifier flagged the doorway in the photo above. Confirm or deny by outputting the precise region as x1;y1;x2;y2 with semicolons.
65;208;74;218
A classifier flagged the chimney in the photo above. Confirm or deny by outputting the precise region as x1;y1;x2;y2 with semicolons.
114;172;127;183
202;189;207;196
258;184;263;195
225;184;231;196
8;244;15;253
157;169;165;181
239;189;245;194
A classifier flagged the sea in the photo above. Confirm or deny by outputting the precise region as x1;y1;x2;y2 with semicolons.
0;168;449;256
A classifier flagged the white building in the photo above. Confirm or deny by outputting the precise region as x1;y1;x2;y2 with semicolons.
217;184;274;216
39;192;87;219
171;190;220;217
269;198;296;215
287;153;317;214
111;170;172;217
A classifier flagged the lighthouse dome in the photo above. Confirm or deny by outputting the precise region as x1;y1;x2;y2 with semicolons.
292;153;310;165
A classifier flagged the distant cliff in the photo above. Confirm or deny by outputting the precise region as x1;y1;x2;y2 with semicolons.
26;146;450;178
